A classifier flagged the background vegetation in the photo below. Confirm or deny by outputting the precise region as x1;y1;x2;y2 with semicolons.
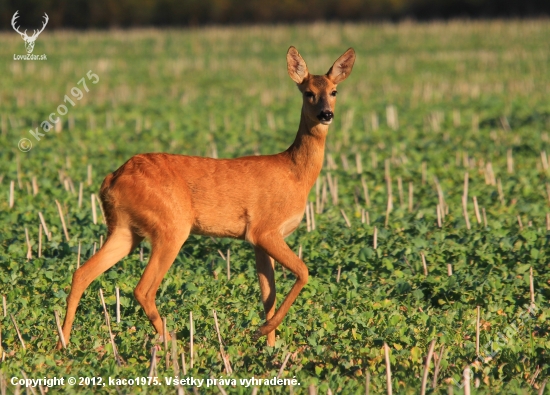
1;0;549;29
0;20;549;393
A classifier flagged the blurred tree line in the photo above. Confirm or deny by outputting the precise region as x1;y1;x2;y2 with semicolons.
1;0;548;29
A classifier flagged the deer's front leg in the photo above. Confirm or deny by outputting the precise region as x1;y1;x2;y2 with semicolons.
254;247;277;346
253;232;308;338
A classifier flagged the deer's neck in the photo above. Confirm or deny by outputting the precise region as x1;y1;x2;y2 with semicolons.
285;109;328;189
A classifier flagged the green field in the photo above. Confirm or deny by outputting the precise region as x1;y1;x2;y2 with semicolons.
0;21;550;393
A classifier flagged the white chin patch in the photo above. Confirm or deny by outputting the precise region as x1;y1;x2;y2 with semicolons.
320;119;333;125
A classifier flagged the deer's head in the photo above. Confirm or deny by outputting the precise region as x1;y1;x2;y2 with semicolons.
287;46;355;127
11;11;49;54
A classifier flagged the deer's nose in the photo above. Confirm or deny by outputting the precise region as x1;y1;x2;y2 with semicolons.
317;111;333;122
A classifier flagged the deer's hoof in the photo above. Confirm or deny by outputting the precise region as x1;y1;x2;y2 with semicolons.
252;328;264;342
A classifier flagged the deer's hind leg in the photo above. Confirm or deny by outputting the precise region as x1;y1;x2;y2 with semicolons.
254;247;277;346
133;226;190;340
58;227;142;349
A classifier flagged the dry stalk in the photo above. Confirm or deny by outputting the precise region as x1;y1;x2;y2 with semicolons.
99;289;121;366
277;352;292;379
384;342;392;395
432;345;445;388
420;339;436;395
10;314;25;350
189;311;194;369
212;310;232;374
91;194;97;224
408;182;413;212
54;311;66;349
421;252;428;276
340;209;351;228
476;306;481;356
38;212;51;241
55;199;70;241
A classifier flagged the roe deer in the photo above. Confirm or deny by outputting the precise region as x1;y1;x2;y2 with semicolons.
58;46;355;349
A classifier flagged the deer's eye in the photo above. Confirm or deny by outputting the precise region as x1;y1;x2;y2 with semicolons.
304;91;314;98
331;90;338;97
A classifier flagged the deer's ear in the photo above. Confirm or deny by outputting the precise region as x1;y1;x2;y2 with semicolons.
327;48;355;84
287;46;309;84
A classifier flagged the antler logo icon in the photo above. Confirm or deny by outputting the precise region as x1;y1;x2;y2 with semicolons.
11;11;49;54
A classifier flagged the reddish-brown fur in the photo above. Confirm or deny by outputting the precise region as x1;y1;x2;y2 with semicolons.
58;46;355;348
